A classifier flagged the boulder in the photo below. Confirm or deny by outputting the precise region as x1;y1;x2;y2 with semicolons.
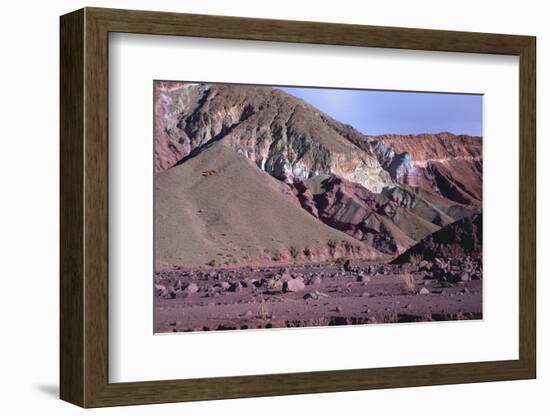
266;279;283;291
308;275;322;285
460;273;471;282
155;284;167;297
356;273;370;283
216;281;231;290
183;283;199;294
228;282;242;292
283;278;305;293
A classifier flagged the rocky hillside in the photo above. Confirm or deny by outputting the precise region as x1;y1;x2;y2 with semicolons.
371;133;482;206
155;144;380;270
154;82;392;192
291;175;476;255
154;82;482;263
392;213;482;264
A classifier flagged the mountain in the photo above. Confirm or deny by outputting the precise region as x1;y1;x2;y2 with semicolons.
391;213;482;264
154;144;382;270
156;83;482;208
154;82;392;192
154;82;482;261
370;133;482;206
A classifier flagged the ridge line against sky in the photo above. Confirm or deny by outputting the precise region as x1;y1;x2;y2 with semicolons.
278;86;483;137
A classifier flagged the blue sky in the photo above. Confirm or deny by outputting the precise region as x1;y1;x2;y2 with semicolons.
278;87;483;137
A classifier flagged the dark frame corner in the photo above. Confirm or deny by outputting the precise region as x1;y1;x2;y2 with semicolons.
60;7;536;408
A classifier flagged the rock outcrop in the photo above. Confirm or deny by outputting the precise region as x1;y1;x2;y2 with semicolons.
289;174;478;255
370;140;415;179
313;176;414;254
292;181;319;218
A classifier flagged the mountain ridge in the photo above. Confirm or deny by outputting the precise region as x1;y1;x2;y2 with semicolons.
155;82;393;192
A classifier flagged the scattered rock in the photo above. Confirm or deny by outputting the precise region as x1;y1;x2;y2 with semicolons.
280;272;293;282
266;279;283;291
217;281;231;290
460;273;470;282
304;290;329;300
183;283;199;295
343;260;354;272
419;287;430;295
155;284;167;297
356;273;371;283
283;278;305;292
308;275;322;285
419;260;433;271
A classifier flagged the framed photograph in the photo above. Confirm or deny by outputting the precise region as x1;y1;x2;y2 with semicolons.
60;7;536;408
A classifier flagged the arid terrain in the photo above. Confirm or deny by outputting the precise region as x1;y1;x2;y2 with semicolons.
155;258;482;332
154;82;483;333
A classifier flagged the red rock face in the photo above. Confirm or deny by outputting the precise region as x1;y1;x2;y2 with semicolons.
376;133;482;207
377;133;482;162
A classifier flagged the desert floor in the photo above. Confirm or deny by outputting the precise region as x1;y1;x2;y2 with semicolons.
154;261;482;333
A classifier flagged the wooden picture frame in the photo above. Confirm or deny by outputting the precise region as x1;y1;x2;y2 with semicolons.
60;7;536;408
